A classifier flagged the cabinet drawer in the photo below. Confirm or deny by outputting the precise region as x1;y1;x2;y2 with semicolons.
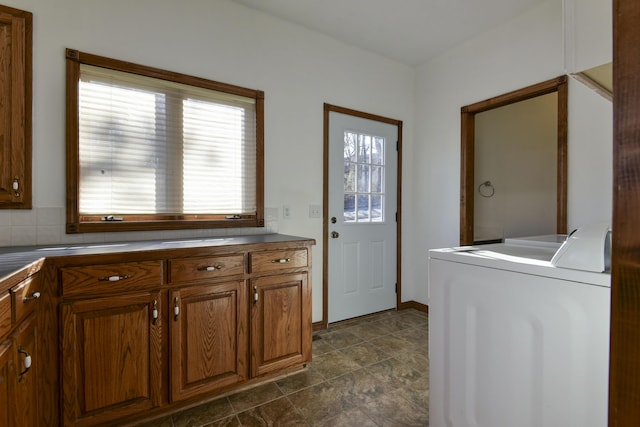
249;249;308;273
61;261;162;298
10;275;40;325
169;254;244;283
0;292;10;338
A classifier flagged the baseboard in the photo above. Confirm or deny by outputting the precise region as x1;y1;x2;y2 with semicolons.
398;300;428;313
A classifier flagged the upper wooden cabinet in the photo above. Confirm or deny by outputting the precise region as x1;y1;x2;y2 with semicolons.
0;5;32;209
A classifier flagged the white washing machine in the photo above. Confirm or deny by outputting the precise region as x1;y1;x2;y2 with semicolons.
428;228;610;427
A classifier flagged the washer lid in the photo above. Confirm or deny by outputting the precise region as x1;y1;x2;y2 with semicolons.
551;222;611;272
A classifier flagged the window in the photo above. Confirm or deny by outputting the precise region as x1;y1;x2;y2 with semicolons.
343;130;385;223
66;49;264;233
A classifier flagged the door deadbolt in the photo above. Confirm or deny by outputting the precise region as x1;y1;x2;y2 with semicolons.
331;217;337;224
331;231;339;238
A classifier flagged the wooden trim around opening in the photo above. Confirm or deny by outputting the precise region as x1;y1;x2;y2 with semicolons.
460;75;568;245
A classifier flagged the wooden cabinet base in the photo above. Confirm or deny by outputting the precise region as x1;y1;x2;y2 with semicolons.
44;236;314;427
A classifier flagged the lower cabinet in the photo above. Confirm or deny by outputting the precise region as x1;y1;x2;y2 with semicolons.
0;313;39;427
60;292;162;427
0;339;10;426
250;272;311;377
170;281;247;402
54;239;313;426
11;315;38;427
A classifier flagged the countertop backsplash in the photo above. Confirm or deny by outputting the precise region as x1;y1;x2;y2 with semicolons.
0;206;281;248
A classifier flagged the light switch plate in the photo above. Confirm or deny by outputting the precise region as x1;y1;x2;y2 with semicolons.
309;205;322;218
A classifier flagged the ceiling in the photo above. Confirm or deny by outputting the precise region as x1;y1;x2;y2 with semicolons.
230;0;548;66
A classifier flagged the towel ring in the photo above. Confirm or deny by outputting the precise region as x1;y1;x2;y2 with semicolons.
478;180;495;198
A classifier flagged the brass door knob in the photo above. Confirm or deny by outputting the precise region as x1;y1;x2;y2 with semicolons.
331;231;339;238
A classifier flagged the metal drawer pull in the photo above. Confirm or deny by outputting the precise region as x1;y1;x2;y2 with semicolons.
23;291;41;302
271;258;291;264
198;265;223;271
98;275;131;282
152;300;158;325
18;347;31;380
12;177;19;197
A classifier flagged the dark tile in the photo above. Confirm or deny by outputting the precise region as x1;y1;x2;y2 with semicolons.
366;358;425;390
342;322;392;340
373;316;414;333
338;342;390;367
319;329;364;349
236;397;308;426
362;390;429;426
228;382;283;413
172;397;235;427
287;381;358;425
392;347;429;373
310;350;362;379
329;368;392;406
134;415;174;427
202;415;241;427
275;366;325;394
312;338;337;357
395;326;429;344
397;310;429;327
314;407;379;427
368;334;415;356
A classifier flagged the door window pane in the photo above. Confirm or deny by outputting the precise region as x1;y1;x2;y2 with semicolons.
343;130;386;223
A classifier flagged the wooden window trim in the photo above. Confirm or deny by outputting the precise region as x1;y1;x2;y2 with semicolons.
65;49;264;234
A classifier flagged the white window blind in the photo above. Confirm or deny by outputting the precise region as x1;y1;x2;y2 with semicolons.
78;64;257;216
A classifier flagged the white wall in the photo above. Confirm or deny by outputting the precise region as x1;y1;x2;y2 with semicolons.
567;77;612;230
474;93;558;241
407;0;565;304
0;0;415;322
564;0;612;72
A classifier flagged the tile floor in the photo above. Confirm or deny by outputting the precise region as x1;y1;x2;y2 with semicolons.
138;308;429;427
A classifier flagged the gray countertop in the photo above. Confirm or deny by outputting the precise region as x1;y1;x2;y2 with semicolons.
0;234;315;281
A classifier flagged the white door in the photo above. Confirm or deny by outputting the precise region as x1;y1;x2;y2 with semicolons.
328;111;398;323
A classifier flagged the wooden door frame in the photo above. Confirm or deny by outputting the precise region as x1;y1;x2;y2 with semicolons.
320;103;403;329
460;76;568;245
609;1;640;424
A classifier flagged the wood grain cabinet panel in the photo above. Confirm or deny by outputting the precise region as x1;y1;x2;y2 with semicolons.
60;292;162;427
60;261;162;298
0;340;12;427
169;254;244;283
10;274;39;325
249;249;308;274
250;272;311;377
0;320;39;427
10;314;38;427
0;292;10;338
0;5;32;209
170;281;247;402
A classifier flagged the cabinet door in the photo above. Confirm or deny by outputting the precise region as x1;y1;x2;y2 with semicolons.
0;340;11;427
250;273;311;377
10;314;37;427
61;292;162;427
170;281;247;402
0;5;32;209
